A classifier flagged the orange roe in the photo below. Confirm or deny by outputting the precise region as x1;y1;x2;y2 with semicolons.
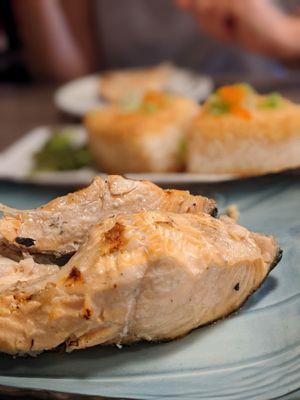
215;85;253;120
142;91;168;108
231;106;252;120
217;85;247;107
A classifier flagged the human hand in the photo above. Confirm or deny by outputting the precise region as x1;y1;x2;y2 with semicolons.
176;0;300;60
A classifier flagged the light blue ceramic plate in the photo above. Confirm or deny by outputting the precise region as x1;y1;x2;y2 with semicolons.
0;174;299;400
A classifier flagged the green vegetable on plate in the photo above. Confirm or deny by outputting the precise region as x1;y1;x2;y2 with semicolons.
259;93;283;109
32;129;92;172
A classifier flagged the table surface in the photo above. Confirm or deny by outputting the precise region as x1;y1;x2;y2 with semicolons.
0;84;76;153
0;80;300;400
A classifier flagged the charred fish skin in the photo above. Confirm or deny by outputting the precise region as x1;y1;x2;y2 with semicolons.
0;211;281;356
0;175;216;261
15;237;35;247
269;248;283;271
211;206;218;218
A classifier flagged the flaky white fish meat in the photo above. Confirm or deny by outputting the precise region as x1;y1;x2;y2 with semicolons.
0;175;216;261
0;211;281;355
0;256;58;292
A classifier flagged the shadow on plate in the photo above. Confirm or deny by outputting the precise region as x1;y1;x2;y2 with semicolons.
242;276;278;311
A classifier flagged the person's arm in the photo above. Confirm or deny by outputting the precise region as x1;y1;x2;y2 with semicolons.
176;0;300;61
12;0;99;82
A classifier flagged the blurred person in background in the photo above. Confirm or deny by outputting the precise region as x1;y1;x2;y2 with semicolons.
0;1;30;82
177;0;300;63
6;0;300;82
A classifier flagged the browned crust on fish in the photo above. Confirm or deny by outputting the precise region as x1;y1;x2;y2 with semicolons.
103;222;127;255
65;267;84;286
0;208;218;266
0;176;217;264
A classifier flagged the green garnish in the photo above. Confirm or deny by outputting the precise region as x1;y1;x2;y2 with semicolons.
32;129;92;172
141;102;158;114
235;83;256;94
207;94;230;115
209;101;230;115
119;92;161;115
206;83;283;115
119;92;142;113
179;138;187;155
259;93;283;109
177;137;187;164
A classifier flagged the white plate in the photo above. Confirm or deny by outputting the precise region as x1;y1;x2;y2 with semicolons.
54;69;214;117
0;126;238;186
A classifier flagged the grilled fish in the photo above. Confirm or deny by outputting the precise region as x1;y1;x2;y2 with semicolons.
0;175;216;260
0;256;58;292
0;211;281;355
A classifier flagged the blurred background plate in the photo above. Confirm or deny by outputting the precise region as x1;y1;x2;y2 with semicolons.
0;173;299;400
54;70;213;117
54;76;106;117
